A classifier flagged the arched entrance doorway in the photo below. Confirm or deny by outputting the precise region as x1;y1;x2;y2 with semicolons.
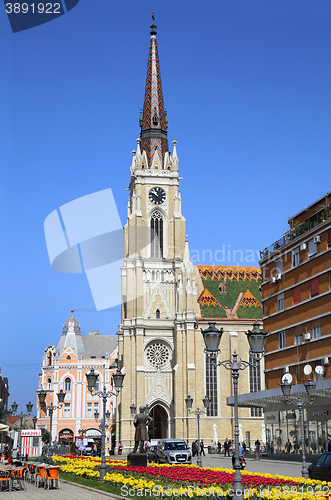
148;405;168;439
58;428;74;446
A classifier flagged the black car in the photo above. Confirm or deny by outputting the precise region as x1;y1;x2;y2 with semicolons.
308;453;331;480
147;445;157;463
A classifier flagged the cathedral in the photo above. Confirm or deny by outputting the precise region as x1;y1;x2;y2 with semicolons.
116;18;264;452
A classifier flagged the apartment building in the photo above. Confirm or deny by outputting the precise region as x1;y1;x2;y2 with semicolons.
227;193;331;453
260;192;331;389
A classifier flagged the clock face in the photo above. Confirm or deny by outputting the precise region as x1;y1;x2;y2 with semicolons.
148;187;166;205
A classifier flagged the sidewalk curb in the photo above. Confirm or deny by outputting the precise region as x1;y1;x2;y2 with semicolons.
61;479;122;499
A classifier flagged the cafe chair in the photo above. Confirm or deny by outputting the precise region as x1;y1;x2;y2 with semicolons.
12;466;26;490
45;466;60;490
0;470;12;492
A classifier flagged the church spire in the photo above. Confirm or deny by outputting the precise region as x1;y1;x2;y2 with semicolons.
140;13;168;168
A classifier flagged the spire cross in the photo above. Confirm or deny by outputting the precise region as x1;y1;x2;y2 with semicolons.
151;12;155;25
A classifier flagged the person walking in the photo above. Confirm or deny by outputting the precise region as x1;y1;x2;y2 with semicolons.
200;440;205;456
192;440;197;457
224;438;230;457
255;438;260;460
217;441;222;454
286;439;292;454
242;441;246;455
118;442;123;455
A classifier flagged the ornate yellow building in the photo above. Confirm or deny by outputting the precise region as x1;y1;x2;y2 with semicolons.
116;19;265;452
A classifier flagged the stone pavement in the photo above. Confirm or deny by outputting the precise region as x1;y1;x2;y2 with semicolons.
5;480;120;499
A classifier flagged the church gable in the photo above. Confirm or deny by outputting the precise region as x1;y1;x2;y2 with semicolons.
237;286;263;319
146;369;172;406
143;282;174;320
198;288;227;319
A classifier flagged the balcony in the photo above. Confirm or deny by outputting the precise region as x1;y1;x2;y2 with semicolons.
260;207;330;259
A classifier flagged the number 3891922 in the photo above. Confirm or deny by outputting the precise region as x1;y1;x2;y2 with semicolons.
6;3;61;13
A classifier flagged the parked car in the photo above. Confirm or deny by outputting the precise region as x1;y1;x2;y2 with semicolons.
308;453;331;480
147;445;157;463
157;439;191;464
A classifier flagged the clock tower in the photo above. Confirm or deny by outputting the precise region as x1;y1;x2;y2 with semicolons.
117;16;198;446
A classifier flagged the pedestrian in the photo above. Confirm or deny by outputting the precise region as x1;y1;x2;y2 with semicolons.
286;439;292;454
224;438;230;457
200;440;205;456
118;442;123;455
255;438;260;459
192;440;197;457
242;441;246;455
217;441;222;454
232;443;244;468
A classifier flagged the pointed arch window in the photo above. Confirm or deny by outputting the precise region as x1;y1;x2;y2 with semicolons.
151;210;163;258
48;352;52;366
156;309;160;319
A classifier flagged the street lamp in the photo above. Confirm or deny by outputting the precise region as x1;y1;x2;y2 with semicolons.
185;395;210;468
130;403;136;417
32;416;37;429
11;401;34;459
86;367;125;481
37;389;66;448
201;320;267;500
280;378;316;478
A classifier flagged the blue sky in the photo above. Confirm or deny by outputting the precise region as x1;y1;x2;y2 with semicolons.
1;0;331;410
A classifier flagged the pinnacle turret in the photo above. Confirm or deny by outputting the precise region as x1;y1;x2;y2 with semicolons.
140;14;168;168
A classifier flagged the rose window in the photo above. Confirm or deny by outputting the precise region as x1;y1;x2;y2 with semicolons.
146;342;170;367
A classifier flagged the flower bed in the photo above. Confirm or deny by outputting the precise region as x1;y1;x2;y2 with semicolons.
53;455;331;499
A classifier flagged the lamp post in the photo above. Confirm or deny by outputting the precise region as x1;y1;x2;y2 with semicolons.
11;401;34;459
37;389;66;449
201;320;267;500
32;416;37;430
185;395;210;468
86;367;125;481
280;378;316;478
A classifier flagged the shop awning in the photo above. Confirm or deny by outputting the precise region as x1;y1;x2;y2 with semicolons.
226;379;331;414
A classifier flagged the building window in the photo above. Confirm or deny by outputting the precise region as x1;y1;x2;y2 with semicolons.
87;402;92;418
64;378;71;391
293;285;301;305
312;326;321;339
328;229;331;248
292;248;299;267
156;309;160;319
249;355;262;417
205;353;217;416
48;352;52;366
94;402;99;416
63;403;71;417
276;259;283;275
278;331;286;349
277;293;284;311
151;210;163;258
295;334;303;345
47;378;52;390
310;277;319;297
308;239;317;258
